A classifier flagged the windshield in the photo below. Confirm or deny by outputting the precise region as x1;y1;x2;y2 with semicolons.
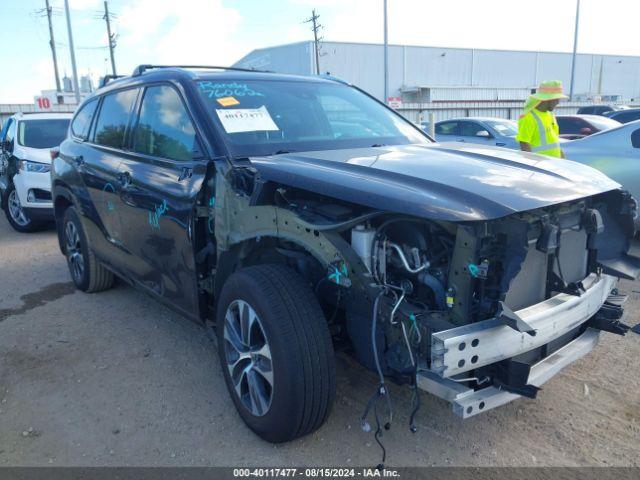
18;119;70;149
484;119;518;137
195;79;430;157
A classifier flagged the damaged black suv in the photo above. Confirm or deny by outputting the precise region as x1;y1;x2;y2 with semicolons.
52;65;639;443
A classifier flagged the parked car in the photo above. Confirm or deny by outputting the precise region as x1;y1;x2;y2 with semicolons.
434;117;520;149
605;108;640;124
563;120;640;223
556;114;621;140
52;65;638;444
0;112;72;232
577;104;629;116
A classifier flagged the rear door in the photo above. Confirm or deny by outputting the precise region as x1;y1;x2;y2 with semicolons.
116;83;207;318
70;88;140;268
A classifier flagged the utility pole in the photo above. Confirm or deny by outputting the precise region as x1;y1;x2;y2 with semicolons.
103;1;117;75
63;0;81;103
43;0;63;103
569;0;580;101
304;10;321;75
383;0;389;104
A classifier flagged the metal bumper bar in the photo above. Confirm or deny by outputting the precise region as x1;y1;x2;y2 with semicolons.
418;327;601;418
431;273;615;378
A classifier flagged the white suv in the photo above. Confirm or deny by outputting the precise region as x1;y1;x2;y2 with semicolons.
0;112;71;232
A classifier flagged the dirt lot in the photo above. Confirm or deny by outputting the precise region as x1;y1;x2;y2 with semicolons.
0;213;639;467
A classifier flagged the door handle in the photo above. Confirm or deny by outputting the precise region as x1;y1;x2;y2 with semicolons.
178;167;193;181
117;171;132;188
71;155;84;166
496;142;506;147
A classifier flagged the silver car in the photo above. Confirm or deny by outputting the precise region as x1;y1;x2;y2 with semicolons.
434;117;520;149
563;120;640;215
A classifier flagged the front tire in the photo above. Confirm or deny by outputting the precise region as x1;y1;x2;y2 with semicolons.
3;183;40;233
62;206;115;293
216;264;336;443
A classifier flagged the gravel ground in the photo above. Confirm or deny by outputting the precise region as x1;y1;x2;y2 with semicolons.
0;213;639;467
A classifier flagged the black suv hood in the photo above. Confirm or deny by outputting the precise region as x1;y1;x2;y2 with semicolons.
249;143;620;222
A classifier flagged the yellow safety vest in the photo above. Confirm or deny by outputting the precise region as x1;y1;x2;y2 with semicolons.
516;109;562;158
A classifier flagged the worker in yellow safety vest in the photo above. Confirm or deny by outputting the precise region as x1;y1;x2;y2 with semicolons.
516;80;568;158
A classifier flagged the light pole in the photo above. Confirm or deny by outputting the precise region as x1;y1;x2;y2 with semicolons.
569;0;580;101
383;0;388;104
63;0;81;103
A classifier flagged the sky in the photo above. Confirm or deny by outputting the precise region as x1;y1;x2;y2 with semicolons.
1;0;639;103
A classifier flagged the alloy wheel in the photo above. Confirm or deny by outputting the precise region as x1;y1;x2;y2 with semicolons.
223;299;274;417
8;189;30;226
65;221;85;283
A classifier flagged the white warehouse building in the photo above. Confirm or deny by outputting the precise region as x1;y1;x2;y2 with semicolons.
234;41;640;104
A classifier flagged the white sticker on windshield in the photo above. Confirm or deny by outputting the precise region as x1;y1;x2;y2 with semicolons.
215;106;279;133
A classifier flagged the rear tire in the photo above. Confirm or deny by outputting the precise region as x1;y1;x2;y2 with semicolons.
62;206;114;293
3;183;41;233
216;264;336;443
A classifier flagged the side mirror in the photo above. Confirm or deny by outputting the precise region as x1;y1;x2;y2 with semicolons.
0;140;12;152
580;127;593;135
476;130;492;138
50;147;60;161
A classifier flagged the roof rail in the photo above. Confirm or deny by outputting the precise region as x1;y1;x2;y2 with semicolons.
99;74;125;88
131;64;271;77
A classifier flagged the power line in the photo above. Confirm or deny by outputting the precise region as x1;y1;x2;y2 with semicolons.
304;9;323;75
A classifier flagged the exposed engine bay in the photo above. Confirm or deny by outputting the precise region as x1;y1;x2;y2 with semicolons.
211;165;639;463
248;181;638;416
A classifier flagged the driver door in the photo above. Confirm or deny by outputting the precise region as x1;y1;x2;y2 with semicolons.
116;83;207;319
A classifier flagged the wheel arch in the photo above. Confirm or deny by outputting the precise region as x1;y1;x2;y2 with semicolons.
214;235;329;300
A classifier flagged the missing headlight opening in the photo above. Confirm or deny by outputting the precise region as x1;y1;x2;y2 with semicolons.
325;190;636;461
217;178;638;464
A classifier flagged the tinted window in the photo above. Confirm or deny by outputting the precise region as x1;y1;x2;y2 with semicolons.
485;119;518;136
71;99;98;139
435;121;459;135
612;110;640;124
195;79;429;157
17;119;70;148
557;117;585;134
93;89;138;148
577;107;593;114
460;121;486;136
132;86;196;161
632;129;640;149
587;116;621;131
594;106;613;115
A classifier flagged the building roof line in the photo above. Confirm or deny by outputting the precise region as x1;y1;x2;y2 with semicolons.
237;39;640;61
233;40;313;66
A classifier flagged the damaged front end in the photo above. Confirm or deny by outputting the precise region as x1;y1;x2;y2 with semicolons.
346;188;638;419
